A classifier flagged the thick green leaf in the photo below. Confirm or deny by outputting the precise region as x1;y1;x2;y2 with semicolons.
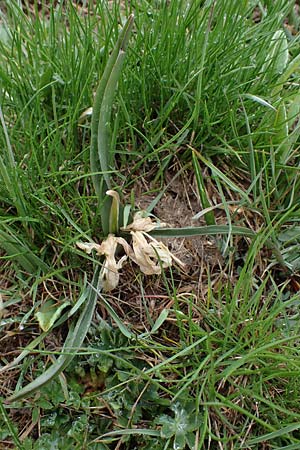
107;190;120;234
97;51;126;189
90;15;134;236
90;15;134;207
148;225;285;268
287;93;300;129
35;299;71;332
149;225;256;239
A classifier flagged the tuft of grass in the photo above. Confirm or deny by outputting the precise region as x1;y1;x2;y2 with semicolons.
1;1;300;449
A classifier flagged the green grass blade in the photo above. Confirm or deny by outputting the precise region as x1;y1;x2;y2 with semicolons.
192;1;215;136
99;292;133;339
242;93;276;111
262;29;288;81
193;150;251;203
240;97;257;199
0;107;27;220
0;228;48;273
272;52;300;98
150;308;169;334
272;445;300;450
94;428;161;439
192;151;215;225
0;397;22;449
273;102;289;165
246;423;300;445
0;105;16;170
0;332;48;375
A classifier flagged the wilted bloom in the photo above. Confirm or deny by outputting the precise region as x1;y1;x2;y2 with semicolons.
76;241;102;255
123;211;166;233
123;213;185;276
78;107;93;123
128;230;173;275
77;234;130;291
77;212;184;291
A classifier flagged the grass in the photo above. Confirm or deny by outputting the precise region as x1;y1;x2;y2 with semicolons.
1;0;300;448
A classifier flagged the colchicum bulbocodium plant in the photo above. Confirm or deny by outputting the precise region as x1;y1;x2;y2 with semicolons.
77;15;188;291
77;191;185;291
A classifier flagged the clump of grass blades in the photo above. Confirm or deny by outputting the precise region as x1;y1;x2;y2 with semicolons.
1;1;300;449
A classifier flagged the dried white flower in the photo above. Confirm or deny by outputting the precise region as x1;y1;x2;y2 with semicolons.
128;231;172;275
122;211;167;232
78;107;93;123
76;241;102;255
123;212;184;275
76;234;130;291
76;212;184;290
